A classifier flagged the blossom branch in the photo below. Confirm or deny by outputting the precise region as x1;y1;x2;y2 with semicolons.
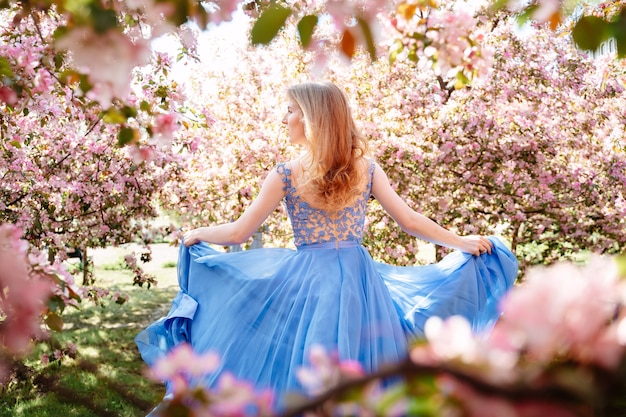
282;357;593;417
29;11;66;89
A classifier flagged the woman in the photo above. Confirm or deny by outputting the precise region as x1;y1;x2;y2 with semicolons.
136;81;518;411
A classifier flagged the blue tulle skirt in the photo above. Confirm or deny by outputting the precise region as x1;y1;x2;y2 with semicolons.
135;237;517;408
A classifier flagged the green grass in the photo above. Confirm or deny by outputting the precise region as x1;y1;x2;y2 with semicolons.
161;261;177;269
99;257;129;271
0;243;180;417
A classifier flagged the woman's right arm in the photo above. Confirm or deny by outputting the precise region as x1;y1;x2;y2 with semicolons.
182;167;286;246
370;163;492;256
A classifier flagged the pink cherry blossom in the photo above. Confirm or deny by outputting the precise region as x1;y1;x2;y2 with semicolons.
151;343;220;381
412;315;518;385
2;1;626;414
0;224;53;355
0;85;17;105
423;315;479;362
55;27;151;107
297;344;367;396
210;372;274;416
150;112;179;148
496;256;622;366
209;0;241;25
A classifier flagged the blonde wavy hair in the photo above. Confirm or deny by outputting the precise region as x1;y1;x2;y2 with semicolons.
287;81;369;211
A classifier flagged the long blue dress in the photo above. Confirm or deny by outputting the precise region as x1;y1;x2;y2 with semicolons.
135;162;518;409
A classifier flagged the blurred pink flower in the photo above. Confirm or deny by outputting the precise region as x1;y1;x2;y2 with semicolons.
338;360;365;379
0;224;53;355
209;372;274;416
150;113;178;149
154;113;177;135
210;0;240;24
150;343;220;393
412;316;518;385
423;315;478;362
297;345;366;396
177;24;199;55
531;0;560;24
55;27;150;107
497;256;621;366
0;86;18;105
128;145;155;163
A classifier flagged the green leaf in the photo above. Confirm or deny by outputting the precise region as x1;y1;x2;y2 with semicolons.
612;8;626;58
489;0;509;12
47;295;65;313
617;36;626;58
297;14;318;48
117;127;135;146
103;108;127;124
250;4;291;45
389;41;404;65
572;16;610;51
52;26;70;41
124;13;138;26
0;56;13;78
406;396;437;415
78;74;92;95
357;17;377;61
140;100;151;112
375;384;407;414
516;4;538;27
454;71;471;89
53;53;64;70
63;0;95;17
90;5;119;34
45;312;64;332
121;105;138;119
617;252;626;278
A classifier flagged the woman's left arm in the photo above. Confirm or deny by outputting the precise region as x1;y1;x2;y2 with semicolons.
183;168;286;246
371;163;492;256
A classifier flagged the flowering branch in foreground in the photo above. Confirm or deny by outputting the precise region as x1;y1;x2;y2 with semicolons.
0;224;53;380
149;255;626;417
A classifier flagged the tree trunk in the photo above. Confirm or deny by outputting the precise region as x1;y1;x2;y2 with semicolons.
82;247;90;286
435;245;449;262
511;222;521;254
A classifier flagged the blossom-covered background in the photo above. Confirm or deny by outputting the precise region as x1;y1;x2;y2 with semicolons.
1;0;625;416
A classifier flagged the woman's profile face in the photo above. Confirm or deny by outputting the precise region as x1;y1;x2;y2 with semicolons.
282;101;307;146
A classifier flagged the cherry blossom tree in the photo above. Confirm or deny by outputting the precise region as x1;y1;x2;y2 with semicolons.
2;0;624;114
158;26;318;249
165;10;625;270
0;10;193;261
0;6;195;382
358;22;626;268
0;224;65;382
1;0;625;412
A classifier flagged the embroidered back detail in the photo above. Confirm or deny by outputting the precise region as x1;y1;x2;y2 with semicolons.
276;162;374;247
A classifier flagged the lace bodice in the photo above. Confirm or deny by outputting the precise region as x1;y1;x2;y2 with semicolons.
277;162;374;247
